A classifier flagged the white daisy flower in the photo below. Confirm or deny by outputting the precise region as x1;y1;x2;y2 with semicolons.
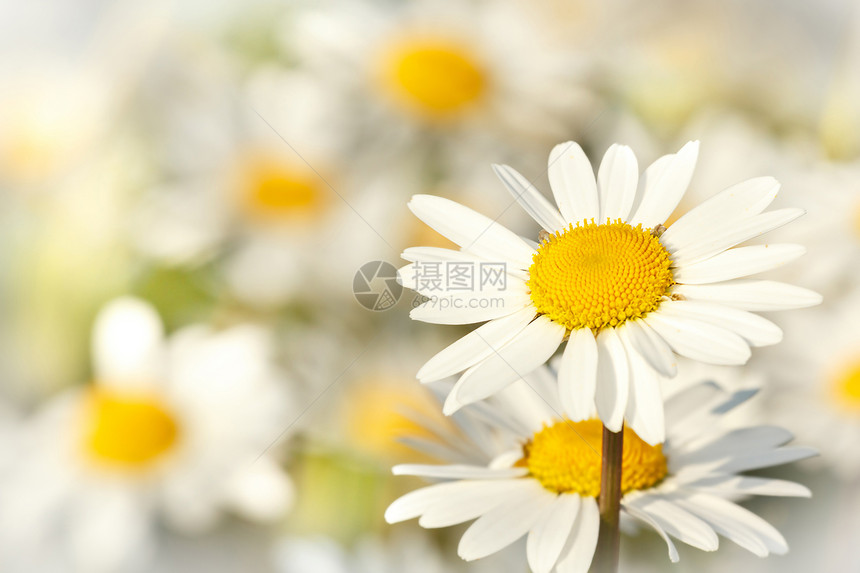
401;140;821;444
386;369;816;572
0;297;294;572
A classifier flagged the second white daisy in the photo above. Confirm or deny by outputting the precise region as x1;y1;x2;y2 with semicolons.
386;370;815;572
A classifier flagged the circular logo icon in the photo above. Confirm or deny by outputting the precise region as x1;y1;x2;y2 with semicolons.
353;261;403;311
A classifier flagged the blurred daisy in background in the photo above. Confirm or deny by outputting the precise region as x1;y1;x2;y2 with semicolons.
283;330;455;547
603;0;834;142
131;43;403;311
282;0;596;178
402;140;819;443
0;2;164;190
758;291;860;478
0;297;295;572
387;368;815;572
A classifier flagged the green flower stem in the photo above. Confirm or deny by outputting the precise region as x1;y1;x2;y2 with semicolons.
594;424;624;573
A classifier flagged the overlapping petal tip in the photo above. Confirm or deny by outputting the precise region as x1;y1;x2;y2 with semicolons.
597;143;639;222
492;163;565;232
548;141;599;223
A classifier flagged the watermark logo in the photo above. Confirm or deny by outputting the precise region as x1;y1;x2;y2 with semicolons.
353;261;403;311
411;261;508;293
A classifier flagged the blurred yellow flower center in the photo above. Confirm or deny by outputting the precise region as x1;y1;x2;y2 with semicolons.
385;39;487;116
83;390;180;467
528;221;674;332
853;203;860;239
243;159;327;220
519;420;667;496
832;361;860;410
344;378;446;461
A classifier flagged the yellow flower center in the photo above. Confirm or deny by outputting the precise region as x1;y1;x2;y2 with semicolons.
382;38;487;117
82;390;180;468
528;221;674;332
241;157;328;222
831;360;860;411
518;419;668;496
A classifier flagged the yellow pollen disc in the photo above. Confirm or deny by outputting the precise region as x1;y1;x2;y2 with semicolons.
831;360;860;411
518;419;668;496
383;39;487;117
241;157;328;221
82;389;180;468
528;220;674;332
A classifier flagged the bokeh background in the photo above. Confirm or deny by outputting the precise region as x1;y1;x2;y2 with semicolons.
1;0;859;571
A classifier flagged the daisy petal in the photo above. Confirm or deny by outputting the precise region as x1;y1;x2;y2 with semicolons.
417;481;540;529
622;504;680;563
410;291;531;325
458;481;555;561
657;301;782;347
672;280;823;311
527;495;581;573
496;374;559;432
630;141;699;228
392;464;527;480
627;154;672;225
664;382;724;432
93;297;165;388
402;246;529;280
417;307;536;382
670;208;805;266
556;497;600;573
621;339;665;446
548;141;599;223
672;244;806;284
644;313;751;365
667;388;761;451
673;497;769;557
408;195;535;267
445;316;565;414
623;319;677;377
675;426;794;466
626;497;718;551
385;480;524;524
683;475;811;498
597;144;639;222
594;328;630;432
492;164;566;232
660;176;780;253
558;329;598;421
716;447;818;474
678;494;787;555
